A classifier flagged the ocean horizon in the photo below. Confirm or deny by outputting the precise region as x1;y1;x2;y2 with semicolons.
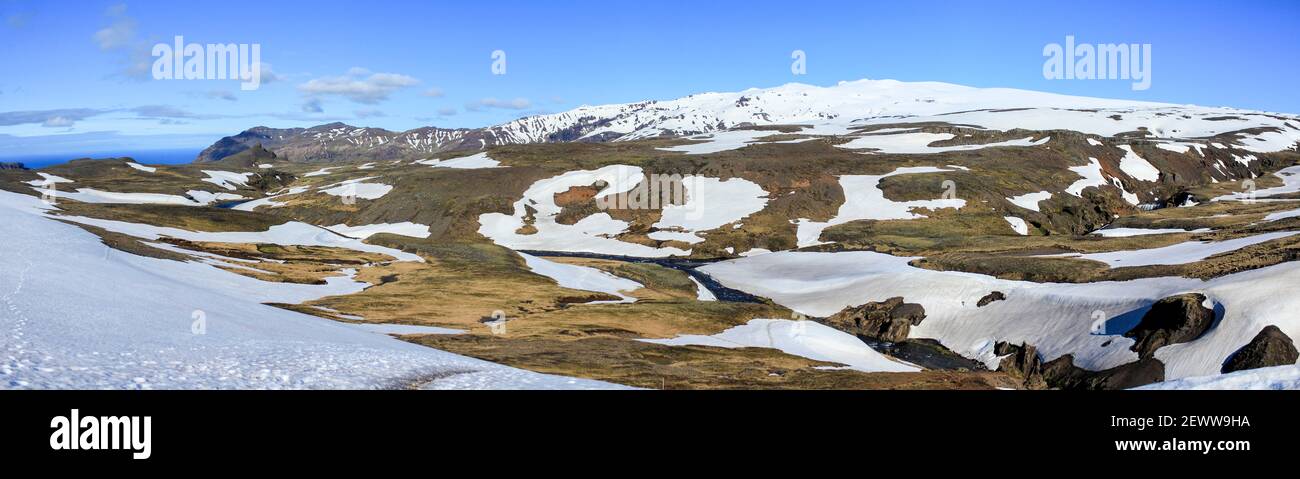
0;148;202;169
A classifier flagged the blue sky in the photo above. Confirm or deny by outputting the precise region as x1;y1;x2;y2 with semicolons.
0;0;1296;157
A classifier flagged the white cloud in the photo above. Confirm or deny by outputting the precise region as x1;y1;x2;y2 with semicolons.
257;63;285;84
422;87;445;98
90;4;152;80
130;105;204;119
93;4;136;50
6;12;30;29
301;98;324;113
204;90;238;102
42;116;76;128
0;108;106;127
298;68;419;104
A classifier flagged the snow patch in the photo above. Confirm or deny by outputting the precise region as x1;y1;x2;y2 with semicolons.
518;252;641;303
795;166;965;247
25;173;73;186
1006;191;1051;212
55;215;425;263
126;162;156;173
1004;216;1029;235
1046;231;1300;267
319;177;393;200
1091;227;1211;237
1065;157;1109;197
327;222;432;239
231;186;311;212
641;318;919;373
200;170;253;191
421;152;502;169
657;129;810;155
304;167;340;177
1214;166;1300;201
837;132;1047;155
652;176;769;235
690;276;717;301
1117;146;1160;182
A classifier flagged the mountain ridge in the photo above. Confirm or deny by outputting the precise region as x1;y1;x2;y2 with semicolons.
195;78;1300;164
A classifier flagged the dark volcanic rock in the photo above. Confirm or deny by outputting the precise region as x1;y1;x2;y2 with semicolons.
995;341;1165;390
861;338;988;371
0;162;26;170
817;298;979;371
1222;326;1299;373
977;291;1006;307
995;342;1047;389
822;297;926;342
1042;354;1165;390
1170;190;1198;207
1124;293;1216;358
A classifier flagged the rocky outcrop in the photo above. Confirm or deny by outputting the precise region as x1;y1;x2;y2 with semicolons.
1222;326;1299;373
211;143;278;168
1124;293;1216;358
977;291;1006;307
822;297;925;342
820;298;983;371
995;341;1164;390
1042;354;1164;390
995;342;1047;389
867;338;988;371
0;162;26;170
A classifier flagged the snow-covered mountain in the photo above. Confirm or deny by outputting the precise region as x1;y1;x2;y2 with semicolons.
493;79;1294;141
198;79;1300;163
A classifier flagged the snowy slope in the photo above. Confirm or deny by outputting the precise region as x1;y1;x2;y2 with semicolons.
641;318;919;373
52;214;425;263
1136;365;1300;390
0;190;626;390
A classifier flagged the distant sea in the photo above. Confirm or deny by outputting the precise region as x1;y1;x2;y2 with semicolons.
0;148;202;169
